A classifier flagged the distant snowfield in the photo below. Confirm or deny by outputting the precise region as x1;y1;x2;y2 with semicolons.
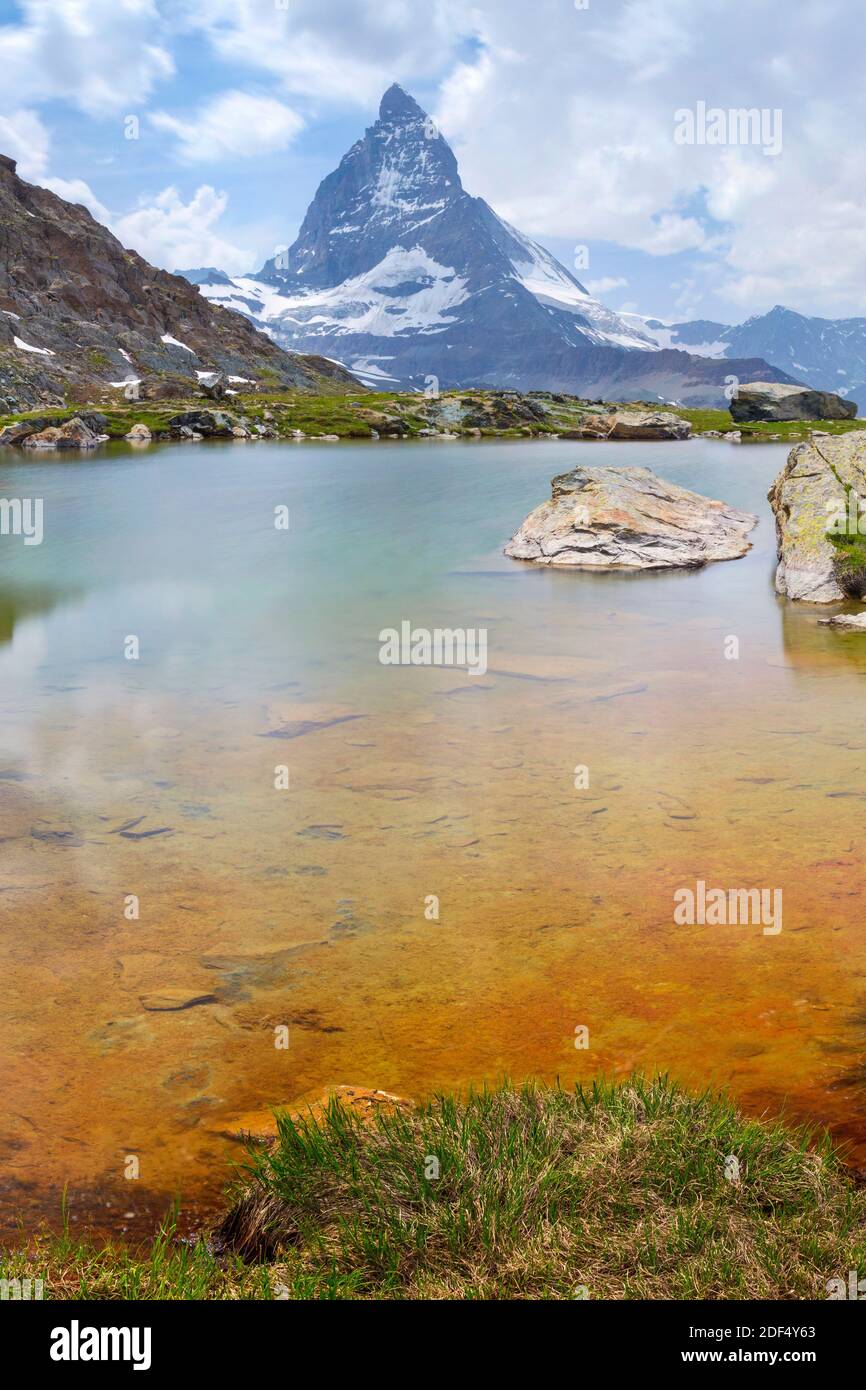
619;312;728;358
350;356;401;383
200;246;471;340
198;233;655;356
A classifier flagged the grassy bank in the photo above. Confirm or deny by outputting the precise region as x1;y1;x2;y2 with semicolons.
677;407;866;442
4;1076;866;1300
3;391;865;444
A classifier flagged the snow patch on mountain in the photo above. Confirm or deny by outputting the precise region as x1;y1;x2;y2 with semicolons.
502;224;656;350
14;336;54;355
160;333;195;353
618;312;728;357
202;246;470;341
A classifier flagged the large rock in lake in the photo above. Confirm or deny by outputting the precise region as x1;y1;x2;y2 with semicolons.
768;433;866;602
504;465;757;570
730;382;857;422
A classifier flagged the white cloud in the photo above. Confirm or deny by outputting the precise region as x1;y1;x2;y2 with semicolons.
0;0;173;115
427;0;866;315
176;0;468;105
602;0;705;80
0;108;49;180
151;91;304;163
111;185;252;274
0;102;254;274
0;108;109;219
585;277;628;295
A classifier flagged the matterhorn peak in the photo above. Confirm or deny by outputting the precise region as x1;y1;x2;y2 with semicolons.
190;87;783;404
378;83;426;124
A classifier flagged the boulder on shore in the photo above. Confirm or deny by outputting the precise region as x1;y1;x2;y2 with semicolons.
168;409;235;438
200;373;227;400
768;433;866;602
20;416;102;449
730;382;857;422
0;420;41;445
504;464;757;570
561;409;690;441
125;422;152;442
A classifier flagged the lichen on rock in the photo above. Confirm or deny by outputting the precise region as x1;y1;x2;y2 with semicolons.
768;433;866;602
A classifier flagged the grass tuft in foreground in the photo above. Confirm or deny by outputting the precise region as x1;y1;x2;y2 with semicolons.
5;1076;866;1299
218;1075;866;1299
0;1201;272;1301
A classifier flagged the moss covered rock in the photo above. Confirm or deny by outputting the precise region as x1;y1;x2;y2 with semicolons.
768;434;866;602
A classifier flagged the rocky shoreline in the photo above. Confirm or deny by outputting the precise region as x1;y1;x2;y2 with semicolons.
2;388;865;449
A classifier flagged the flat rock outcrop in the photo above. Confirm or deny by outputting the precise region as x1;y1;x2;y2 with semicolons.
818;612;866;629
561;408;690;441
768;433;866;602
504;465;757;570
731;382;857;422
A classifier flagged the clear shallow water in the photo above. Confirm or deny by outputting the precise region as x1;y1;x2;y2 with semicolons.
2;435;866;1238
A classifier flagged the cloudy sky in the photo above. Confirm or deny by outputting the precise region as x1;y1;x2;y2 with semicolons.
0;0;863;325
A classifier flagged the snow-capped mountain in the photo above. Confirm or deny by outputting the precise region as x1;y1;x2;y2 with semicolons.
183;85;794;405
626;305;866;409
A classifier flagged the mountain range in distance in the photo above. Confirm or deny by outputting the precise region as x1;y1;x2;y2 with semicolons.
622;304;866;408
182;85;804;409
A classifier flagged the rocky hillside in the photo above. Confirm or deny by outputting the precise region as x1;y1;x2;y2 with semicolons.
184;85;795;409
0;155;358;411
